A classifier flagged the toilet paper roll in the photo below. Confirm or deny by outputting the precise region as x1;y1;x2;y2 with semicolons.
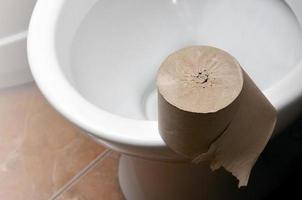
157;46;277;187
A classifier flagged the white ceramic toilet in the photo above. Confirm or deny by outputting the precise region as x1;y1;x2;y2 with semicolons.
28;0;302;199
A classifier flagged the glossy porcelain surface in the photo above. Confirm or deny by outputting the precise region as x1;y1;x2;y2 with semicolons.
28;0;302;159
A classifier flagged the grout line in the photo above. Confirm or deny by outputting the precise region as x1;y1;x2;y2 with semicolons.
49;149;112;200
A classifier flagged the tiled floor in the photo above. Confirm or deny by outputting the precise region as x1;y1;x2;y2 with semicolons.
0;83;123;200
3;83;302;200
56;152;124;200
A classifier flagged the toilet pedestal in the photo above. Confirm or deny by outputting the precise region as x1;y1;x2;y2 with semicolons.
118;155;262;200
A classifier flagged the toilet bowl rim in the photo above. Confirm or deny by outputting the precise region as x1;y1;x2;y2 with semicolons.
27;0;302;149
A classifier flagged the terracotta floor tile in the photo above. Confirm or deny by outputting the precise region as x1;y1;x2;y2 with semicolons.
56;151;124;200
0;83;106;200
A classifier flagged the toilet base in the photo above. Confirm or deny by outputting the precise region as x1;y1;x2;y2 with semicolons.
118;155;271;200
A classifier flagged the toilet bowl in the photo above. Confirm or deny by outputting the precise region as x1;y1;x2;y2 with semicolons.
28;0;302;199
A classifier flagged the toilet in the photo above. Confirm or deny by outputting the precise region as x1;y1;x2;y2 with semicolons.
28;0;302;199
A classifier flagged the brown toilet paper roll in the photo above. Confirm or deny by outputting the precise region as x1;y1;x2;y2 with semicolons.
157;46;277;187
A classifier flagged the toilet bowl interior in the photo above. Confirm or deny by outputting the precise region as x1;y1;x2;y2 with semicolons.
55;0;302;121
